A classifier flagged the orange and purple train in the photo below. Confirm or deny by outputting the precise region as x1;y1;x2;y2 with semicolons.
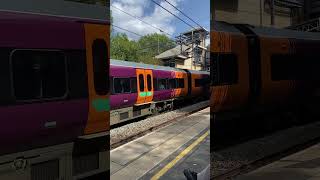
210;21;320;124
0;9;109;179
110;59;210;125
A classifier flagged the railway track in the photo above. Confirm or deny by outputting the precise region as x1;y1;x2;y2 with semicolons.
212;115;285;151
111;98;204;129
212;109;320;151
214;137;320;180
110;100;209;150
212;120;320;179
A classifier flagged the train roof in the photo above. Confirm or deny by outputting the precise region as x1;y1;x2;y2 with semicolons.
188;69;210;75
0;11;91;49
0;10;109;25
212;21;320;41
0;0;109;24
111;59;185;72
211;21;243;34
111;59;209;75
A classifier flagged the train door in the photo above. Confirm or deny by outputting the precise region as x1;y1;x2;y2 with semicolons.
174;71;183;98
83;23;109;135
145;70;153;102
136;69;153;104
136;69;146;104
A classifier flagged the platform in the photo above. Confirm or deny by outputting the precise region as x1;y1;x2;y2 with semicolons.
110;108;210;180
236;142;320;180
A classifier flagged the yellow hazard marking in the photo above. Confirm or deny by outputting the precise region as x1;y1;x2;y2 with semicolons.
151;131;209;180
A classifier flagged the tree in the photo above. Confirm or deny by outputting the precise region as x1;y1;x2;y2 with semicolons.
138;33;175;55
110;4;176;64
110;33;139;61
136;33;175;65
110;31;176;65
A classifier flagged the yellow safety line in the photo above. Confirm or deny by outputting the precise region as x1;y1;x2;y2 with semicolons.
151;131;209;180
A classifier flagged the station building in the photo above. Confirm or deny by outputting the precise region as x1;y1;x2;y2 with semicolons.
155;27;209;71
212;0;304;28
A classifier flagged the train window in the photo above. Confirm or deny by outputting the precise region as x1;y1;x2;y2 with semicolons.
110;77;113;92
0;49;11;105
271;54;296;80
271;54;320;81
147;75;152;91
211;53;238;85
139;74;144;92
195;77;210;87
113;78;131;94
158;79;167;90
131;78;137;93
11;50;67;101
153;78;158;91
168;79;176;89
177;78;185;88
92;39;109;96
66;51;88;99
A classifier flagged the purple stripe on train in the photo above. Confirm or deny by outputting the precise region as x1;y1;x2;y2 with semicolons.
110;65;136;77
110;66;178;110
0;99;88;155
110;65;137;109
153;69;175;101
0;11;85;49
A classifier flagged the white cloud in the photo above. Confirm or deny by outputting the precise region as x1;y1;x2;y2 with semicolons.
111;0;183;40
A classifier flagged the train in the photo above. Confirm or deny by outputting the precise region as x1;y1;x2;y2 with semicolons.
0;7;109;180
210;21;320;124
110;59;210;125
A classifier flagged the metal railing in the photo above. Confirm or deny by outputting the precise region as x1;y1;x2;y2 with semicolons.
287;18;320;32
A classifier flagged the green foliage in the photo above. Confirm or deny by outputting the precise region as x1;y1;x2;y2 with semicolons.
110;33;139;61
111;33;175;65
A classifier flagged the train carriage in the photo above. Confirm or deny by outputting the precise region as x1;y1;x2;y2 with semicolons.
210;21;320;124
110;59;209;125
0;8;109;180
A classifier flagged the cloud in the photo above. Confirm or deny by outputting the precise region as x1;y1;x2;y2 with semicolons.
111;0;183;40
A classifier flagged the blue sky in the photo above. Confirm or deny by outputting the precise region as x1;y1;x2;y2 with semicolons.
111;0;210;41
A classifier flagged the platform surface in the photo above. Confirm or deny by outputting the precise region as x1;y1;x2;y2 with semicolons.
237;143;320;180
110;108;210;180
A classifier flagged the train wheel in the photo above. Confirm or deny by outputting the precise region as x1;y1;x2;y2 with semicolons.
154;107;160;115
169;101;174;111
151;106;160;116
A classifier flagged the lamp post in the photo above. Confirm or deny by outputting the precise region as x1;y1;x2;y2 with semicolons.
158;30;164;54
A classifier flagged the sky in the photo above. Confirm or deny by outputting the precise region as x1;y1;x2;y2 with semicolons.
110;0;210;43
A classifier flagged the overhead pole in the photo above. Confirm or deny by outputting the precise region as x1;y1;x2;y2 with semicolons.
260;0;263;26
157;35;159;54
192;30;194;70
271;0;275;26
